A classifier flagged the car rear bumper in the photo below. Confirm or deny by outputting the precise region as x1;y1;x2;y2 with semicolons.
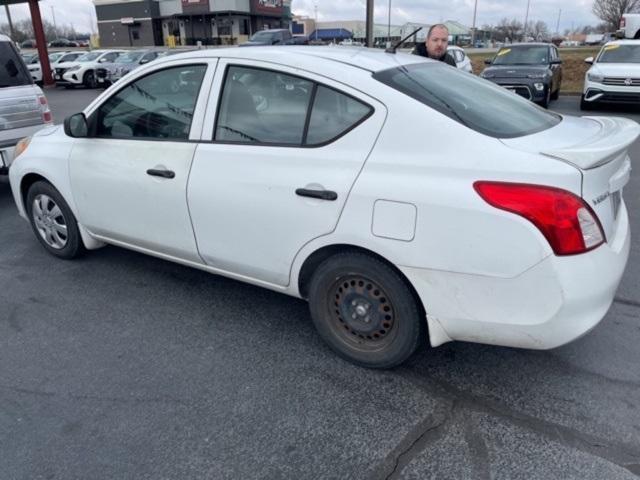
401;203;630;349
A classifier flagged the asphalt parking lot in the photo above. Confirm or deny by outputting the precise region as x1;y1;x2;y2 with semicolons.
1;88;640;480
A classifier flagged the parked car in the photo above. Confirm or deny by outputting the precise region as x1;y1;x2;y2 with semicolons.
285;36;309;45
239;29;293;46
26;51;84;84
447;46;473;73
616;13;640;39
480;42;563;108
48;39;78;48
20;39;37;49
54;50;124;88
96;49;164;87
581;40;640;110
8;47;637;368
0;34;52;176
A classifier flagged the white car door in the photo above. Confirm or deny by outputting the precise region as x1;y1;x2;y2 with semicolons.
68;59;217;262
187;60;386;286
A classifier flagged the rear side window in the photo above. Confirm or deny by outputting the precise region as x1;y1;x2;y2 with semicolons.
374;62;560;139
215;66;373;146
306;86;372;145
0;42;32;87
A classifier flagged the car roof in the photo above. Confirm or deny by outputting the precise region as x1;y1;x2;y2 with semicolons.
160;46;428;73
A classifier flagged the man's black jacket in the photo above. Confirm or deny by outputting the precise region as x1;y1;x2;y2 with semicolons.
413;43;457;67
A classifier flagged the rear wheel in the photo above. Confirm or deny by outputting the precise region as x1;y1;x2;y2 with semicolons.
26;181;84;259
308;252;425;369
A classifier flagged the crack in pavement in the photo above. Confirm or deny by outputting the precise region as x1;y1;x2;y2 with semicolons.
615;297;640;309
374;400;456;480
392;370;640;477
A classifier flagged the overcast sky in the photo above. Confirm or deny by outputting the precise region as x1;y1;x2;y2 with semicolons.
0;0;600;34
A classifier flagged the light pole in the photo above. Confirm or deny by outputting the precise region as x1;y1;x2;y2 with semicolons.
50;5;58;39
387;0;391;47
523;0;531;41
471;0;478;46
366;0;374;47
555;8;561;36
314;1;318;42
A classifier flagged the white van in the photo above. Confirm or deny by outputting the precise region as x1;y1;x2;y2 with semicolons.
0;34;53;175
617;13;640;39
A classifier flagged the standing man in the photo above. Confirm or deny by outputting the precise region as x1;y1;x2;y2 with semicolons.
413;24;457;67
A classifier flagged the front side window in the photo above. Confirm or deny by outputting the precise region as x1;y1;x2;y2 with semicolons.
215;66;313;145
374;63;560;139
94;65;206;140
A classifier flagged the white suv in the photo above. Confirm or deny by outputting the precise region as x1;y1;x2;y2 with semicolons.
0;34;53;176
55;50;124;88
581;40;640;110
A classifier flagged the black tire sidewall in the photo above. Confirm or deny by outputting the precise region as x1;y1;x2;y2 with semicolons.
308;253;424;368
26;181;84;259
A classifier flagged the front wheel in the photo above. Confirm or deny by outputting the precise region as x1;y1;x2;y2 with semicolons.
580;94;594;111
26;181;85;259
308;252;425;368
83;70;97;89
539;87;551;109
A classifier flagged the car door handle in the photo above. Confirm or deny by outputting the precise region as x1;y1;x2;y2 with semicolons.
295;188;338;201
146;169;175;179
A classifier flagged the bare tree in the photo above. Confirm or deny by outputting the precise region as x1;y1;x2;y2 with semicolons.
592;0;640;31
528;20;549;40
496;18;523;42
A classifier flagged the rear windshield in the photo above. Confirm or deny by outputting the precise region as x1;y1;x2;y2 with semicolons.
597;44;640;63
373;62;561;139
0;42;32;87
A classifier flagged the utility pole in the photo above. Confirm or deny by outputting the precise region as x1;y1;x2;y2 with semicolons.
555;8;561;36
314;2;318;41
471;0;478;46
366;0;374;47
523;0;531;41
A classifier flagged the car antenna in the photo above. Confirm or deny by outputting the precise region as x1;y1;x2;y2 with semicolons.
385;27;423;54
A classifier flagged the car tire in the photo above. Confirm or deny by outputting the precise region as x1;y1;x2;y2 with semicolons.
539;87;551;108
580;95;594;111
83;70;97;89
308;252;425;369
26;181;85;260
550;85;560;100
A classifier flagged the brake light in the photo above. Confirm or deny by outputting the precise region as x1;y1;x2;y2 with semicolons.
474;181;605;256
38;95;53;124
620;17;626;28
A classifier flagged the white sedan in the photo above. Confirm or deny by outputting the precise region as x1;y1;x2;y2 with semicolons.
447;45;473;73
8;47;637;368
582;40;640;110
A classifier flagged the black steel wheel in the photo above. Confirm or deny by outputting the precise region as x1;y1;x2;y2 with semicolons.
308;252;425;368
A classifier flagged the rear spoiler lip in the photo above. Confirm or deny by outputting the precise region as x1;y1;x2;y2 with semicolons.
540;116;640;170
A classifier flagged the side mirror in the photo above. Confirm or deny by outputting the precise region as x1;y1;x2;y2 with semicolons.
585;57;594;65
551;59;563;65
484;58;492;65
64;113;89;138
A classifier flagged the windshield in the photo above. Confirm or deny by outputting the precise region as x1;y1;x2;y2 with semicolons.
492;46;550;65
597;44;640;63
250;31;276;42
374;62;561;139
1;43;32;87
76;52;102;62
115;51;145;64
21;53;38;64
49;52;65;62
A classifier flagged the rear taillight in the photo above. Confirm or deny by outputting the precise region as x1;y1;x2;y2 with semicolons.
620;17;626;28
37;95;53;124
474;181;605;256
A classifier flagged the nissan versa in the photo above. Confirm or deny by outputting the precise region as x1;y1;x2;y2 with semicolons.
9;47;637;368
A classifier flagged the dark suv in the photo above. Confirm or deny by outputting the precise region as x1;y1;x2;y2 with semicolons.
480;43;563;108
